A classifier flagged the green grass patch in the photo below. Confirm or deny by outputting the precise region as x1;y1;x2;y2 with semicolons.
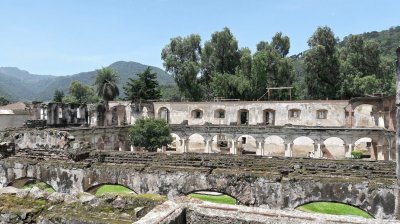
23;182;55;193
189;193;236;205
297;202;373;219
95;185;134;196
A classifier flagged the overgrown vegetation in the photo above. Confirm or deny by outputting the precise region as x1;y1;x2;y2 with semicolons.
128;117;173;152
23;181;56;193
189;193;236;205
297;201;373;218
351;150;364;159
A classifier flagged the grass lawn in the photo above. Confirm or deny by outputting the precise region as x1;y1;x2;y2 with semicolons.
189;193;236;205
95;185;134;196
297;202;373;219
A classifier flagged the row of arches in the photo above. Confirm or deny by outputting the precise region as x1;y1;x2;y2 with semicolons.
168;133;391;160
6;178;374;218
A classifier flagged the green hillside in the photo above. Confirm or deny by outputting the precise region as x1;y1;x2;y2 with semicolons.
0;61;175;101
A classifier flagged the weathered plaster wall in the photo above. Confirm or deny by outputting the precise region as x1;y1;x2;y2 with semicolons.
153;101;349;127
0;114;31;130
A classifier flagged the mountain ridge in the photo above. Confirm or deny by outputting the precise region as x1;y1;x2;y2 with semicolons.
0;61;175;101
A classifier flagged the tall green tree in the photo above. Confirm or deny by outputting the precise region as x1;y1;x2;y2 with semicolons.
271;32;290;57
94;67;120;108
63;80;99;104
128;117;173;152
201;27;240;77
124;67;161;103
304;26;340;99
53;90;64;103
161;34;202;101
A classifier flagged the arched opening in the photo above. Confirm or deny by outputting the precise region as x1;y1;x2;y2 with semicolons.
237;135;256;154
238;109;249;125
188;133;206;153
292;136;314;157
264;136;285;156
158;107;170;123
354;137;373;159
191;109;203;119
288;109;301;119
87;184;135;196
263;109;275;125
296;201;373;219
8;178;55;193
214;109;226;119
323;137;345;159
111;107;118;125
211;133;231;154
187;190;237;205
168;133;181;152
353;104;379;127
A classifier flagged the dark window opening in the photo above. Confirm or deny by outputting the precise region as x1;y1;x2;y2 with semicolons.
242;137;247;144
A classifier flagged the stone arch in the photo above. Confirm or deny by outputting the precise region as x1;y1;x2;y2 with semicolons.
158;107;170;123
264;135;285;156
263;109;275;125
238;109;249;125
237;135;257;154
168;133;181;152
7;177;56;192
292;136;314;157
85;183;137;195
188;133;206;153
323;137;345;159
354;137;373;159
353;104;379;127
295;201;374;218
211;133;231;154
185;190;239;205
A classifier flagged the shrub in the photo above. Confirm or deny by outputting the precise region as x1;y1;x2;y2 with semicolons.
351;150;363;159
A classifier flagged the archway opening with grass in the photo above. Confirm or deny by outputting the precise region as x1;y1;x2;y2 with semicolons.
187;191;237;205
87;184;136;196
296;201;373;219
8;178;55;193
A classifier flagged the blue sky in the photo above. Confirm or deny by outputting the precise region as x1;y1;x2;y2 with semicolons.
0;0;398;76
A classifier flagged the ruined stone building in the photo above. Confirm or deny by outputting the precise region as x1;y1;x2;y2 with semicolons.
1;95;395;161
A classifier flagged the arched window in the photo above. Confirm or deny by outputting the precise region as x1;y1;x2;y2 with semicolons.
263;109;275;125
214;109;225;118
191;109;203;119
316;109;328;119
158;107;170;123
289;109;301;119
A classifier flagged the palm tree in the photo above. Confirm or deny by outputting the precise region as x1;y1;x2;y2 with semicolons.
94;67;120;110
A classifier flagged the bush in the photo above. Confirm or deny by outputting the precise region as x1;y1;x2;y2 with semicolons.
351;150;363;159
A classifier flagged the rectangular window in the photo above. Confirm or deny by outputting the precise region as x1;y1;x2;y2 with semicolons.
317;110;327;119
219;111;225;118
195;111;201;118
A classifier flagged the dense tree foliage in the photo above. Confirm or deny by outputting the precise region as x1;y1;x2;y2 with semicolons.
94;67;120;107
128;117;173;152
0;96;10;106
124;67;161;103
303;26;340;99
63;80;99;104
52;90;64;103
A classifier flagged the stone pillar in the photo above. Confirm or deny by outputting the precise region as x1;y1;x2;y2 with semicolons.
313;144;322;158
257;141;265;156
376;144;385;161
345;144;353;158
371;142;378;161
230;139;236;154
395;47;400;219
285;143;292;157
205;139;212;153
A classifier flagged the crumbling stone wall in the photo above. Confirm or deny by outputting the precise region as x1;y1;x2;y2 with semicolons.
0;155;396;219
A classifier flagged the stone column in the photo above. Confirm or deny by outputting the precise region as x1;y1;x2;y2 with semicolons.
376;144;384;161
395;47;400;219
313;144;322;158
285;143;292;157
345;144;353;158
205;139;212;153
230;139;236;154
257;141;265;156
371;142;378;161
180;139;186;153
